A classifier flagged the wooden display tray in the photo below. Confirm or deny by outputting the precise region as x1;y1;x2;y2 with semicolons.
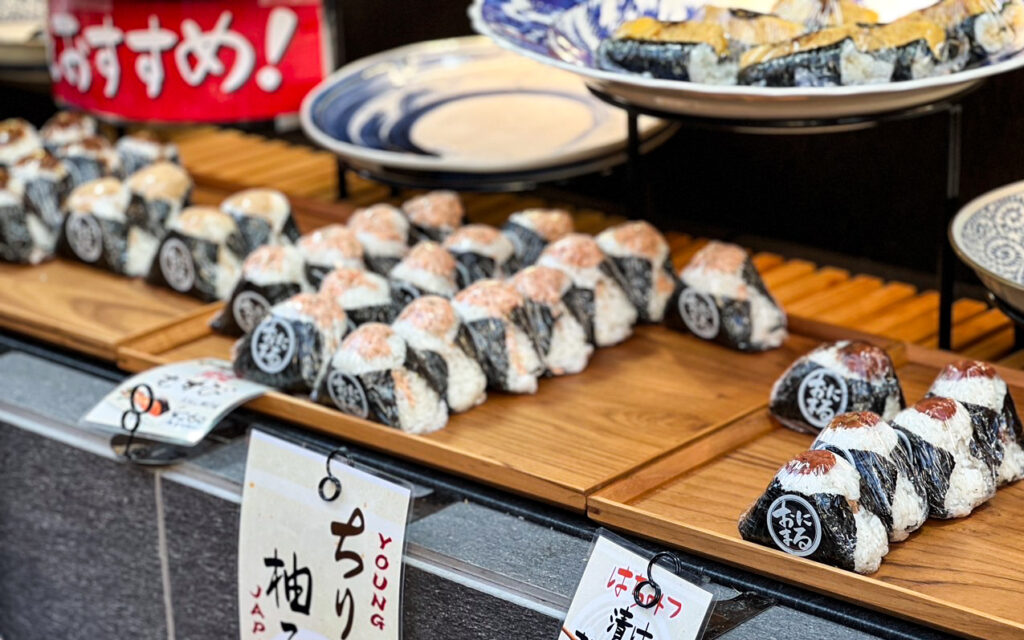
114;311;864;511
589;344;1024;639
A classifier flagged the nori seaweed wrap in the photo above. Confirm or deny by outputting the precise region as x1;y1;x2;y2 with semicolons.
598;17;738;84
811;412;929;541
39;111;97;151
891;397;997;518
56;136;121;189
770;340;905;434
347;204;410;276
312;322;448;434
211;245;309;336
501;208;574;274
538;233;637;347
510;266;593;376
320;267;397;327
596;220;678;323
220;188;301;255
11;149;71;257
738;449;889;574
392;295;488;413
0;167;52;265
146;206;246;301
297;224;365;288
116;131;181;177
667;241;786;352
401;190;464;243
928;360;1024;486
233;292;348;393
125;161;192;243
388;240;460;310
911;0;1017;65
0;118;42;168
453;279;544;394
443;224;515;288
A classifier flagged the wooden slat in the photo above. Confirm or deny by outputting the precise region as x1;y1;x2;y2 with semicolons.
772;267;849;307
760;260;817;291
785;275;883;318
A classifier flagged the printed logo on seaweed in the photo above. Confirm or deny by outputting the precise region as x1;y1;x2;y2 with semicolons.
798;369;849;429
160;237;196;293
233;290;271;334
250;317;295;374
678;289;719;340
326;371;369;419
66;214;103;263
767;494;821;557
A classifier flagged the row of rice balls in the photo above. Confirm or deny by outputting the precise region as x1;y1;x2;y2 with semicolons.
740;340;1024;574
0;113;179;265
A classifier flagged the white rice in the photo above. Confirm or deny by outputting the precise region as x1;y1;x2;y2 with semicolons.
243;245;307;287
320;268;392;309
389;241;459;297
348;204;409;259
444;224;515;265
125;227;158;277
170;207;243;299
596;221;676;322
66;178;128;220
221;188;291;233
40;113;97;147
116;135;179;162
0;120;42;167
126;161;191;204
298;224;364;271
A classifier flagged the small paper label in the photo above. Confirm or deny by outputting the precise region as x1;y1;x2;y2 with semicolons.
81;358;268;446
238;431;411;640
561;536;713;640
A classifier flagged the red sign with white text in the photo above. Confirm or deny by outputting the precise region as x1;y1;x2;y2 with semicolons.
48;0;330;123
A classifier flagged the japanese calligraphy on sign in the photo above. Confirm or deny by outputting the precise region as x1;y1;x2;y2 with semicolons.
48;0;329;122
81;358;268;446
767;495;822;557
239;431;411;640
797;369;849;429
561;536;713;640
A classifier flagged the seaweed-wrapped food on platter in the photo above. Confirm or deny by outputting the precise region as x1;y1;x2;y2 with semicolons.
0;168;49;264
116;131;180;177
11;149;71;253
233;292;347;393
596;220;677;323
667;241;785;352
348;203;410;276
125;161;192;242
313;323;448;434
40;111;97;151
701;6;806;50
453;279;544;394
771;0;879;28
211;245;309;337
597;17;738;84
297;224;364;288
891;397;997;518
928;360;1024;485
538;233;637;347
910;0;1019;65
57;136;121;188
388;240;460;309
221;188;301;254
502;208;574;273
402;190;464;243
770;340;904;433
320;267;397;327
0;119;41;168
392;295;488;413
511;266;594;376
738;449;889;574
811;412;929;541
443;224;515;288
147;206;246;301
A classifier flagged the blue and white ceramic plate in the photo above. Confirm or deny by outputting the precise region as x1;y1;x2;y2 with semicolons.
469;0;1024;120
300;36;667;176
952;181;1024;314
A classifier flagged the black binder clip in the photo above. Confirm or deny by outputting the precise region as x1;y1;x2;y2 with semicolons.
318;447;351;502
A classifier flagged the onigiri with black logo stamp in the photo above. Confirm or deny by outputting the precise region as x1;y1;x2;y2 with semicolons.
537;233;637;347
116;131;180;177
811;412;929;541
124;161;192;245
453;279;544;394
313;322;448;434
0;118;41;168
40;111;97;151
147;206;246;301
401;190;464;243
211;245;310;337
233;292;348;393
297;224;364;288
596;220;677;323
511;265;593;376
0;167;50;264
443;224;516;288
347;203;409;275
320;267;397;327
10;149;71;261
388;240;460;310
392;295;488;414
738;449;889;574
56;136;120;188
667;241;785;352
501;208;574;274
770;340;905;434
891;397;997;518
221;188;301;254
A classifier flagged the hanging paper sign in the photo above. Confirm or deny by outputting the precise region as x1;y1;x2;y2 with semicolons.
560;535;714;640
47;0;331;123
238;430;411;640
81;358;268;446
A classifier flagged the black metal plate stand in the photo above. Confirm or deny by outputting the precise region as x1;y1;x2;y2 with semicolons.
590;85;982;350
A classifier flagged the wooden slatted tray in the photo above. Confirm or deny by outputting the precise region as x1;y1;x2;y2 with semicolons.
589;344;1024;639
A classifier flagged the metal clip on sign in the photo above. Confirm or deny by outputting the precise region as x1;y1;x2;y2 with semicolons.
318;447;351;502
119;383;154;461
633;551;707;609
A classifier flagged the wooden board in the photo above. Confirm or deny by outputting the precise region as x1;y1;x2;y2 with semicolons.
118;306;833;511
589;345;1024;639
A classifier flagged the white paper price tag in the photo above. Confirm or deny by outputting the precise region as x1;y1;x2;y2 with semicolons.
81;358;268;446
560;536;713;640
238;430;411;640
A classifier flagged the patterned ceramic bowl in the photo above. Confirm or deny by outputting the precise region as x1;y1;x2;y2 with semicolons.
951;180;1024;313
